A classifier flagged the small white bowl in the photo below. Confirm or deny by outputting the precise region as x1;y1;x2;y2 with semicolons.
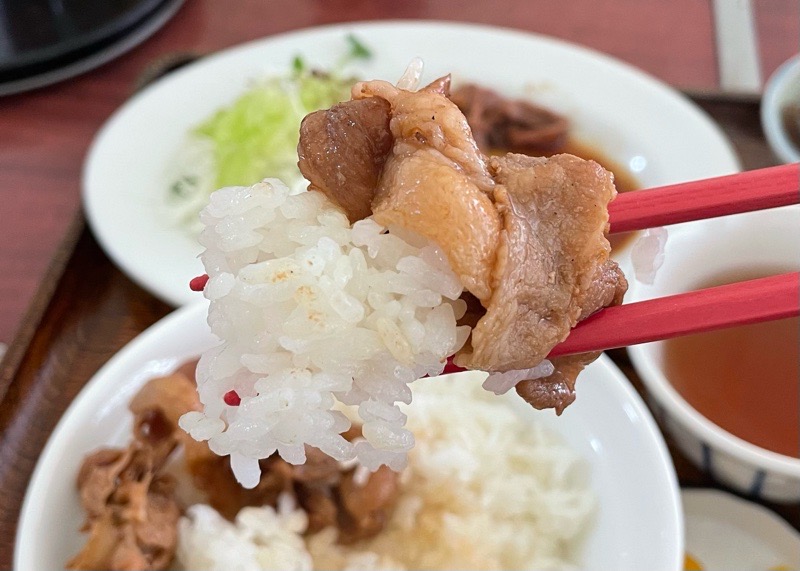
682;489;800;568
761;53;800;164
628;208;800;502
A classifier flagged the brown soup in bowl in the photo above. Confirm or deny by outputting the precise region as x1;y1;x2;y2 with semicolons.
663;268;799;458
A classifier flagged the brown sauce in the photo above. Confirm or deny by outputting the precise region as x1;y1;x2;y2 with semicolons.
663;268;800;458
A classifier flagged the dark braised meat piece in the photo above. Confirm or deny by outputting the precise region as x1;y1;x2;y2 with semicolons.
68;369;200;570
183;417;400;544
67;445;180;571
451;83;569;154
337;465;400;544
296;483;339;533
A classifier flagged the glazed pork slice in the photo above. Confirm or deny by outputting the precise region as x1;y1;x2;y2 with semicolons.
456;153;627;412
358;78;500;301
299;77;501;301
297;77;627;412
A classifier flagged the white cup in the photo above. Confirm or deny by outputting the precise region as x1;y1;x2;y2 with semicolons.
627;207;800;502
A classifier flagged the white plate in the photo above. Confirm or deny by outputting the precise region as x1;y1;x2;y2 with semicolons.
15;302;683;570
83;20;740;308
682;489;800;569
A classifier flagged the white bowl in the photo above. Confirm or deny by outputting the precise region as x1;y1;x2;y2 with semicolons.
628;208;800;502
15;302;684;570
761;53;800;164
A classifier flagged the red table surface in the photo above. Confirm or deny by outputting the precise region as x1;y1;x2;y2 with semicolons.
1;3;799;568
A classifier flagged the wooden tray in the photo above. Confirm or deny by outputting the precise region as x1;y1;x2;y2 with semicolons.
0;95;797;568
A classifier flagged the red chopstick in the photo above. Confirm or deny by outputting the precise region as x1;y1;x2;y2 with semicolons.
437;166;799;375
441;272;799;373
608;163;799;234
551;271;799;357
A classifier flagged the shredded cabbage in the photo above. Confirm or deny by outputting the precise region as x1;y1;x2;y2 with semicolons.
195;72;353;189
165;36;371;233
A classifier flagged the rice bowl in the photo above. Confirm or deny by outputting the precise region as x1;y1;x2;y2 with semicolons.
15;302;683;570
179;374;596;569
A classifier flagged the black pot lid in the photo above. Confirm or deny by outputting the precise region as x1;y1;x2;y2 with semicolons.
0;0;184;95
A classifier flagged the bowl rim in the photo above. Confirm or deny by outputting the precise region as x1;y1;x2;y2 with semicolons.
629;342;800;477
761;53;800;164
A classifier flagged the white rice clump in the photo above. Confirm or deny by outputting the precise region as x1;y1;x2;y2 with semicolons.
177;375;595;570
179;178;470;486
178;500;312;571
630;226;668;285
482;360;555;395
